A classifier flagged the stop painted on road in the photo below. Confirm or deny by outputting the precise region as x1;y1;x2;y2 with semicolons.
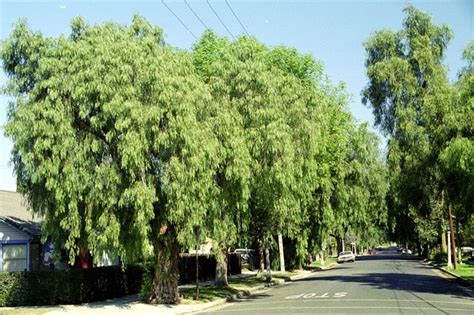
285;292;347;299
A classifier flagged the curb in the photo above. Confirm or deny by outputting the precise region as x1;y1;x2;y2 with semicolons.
185;263;337;313
188;280;282;313
192;264;338;313
286;263;339;281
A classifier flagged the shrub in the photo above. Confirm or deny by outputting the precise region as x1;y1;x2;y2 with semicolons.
139;269;153;302
430;251;448;265
0;254;241;306
0;265;149;307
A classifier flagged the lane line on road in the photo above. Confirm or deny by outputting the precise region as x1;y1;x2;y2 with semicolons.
229;298;474;306
218;305;473;312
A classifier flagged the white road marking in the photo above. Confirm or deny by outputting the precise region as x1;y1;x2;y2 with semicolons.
285;292;347;299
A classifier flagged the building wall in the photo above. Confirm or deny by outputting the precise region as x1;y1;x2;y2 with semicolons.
30;243;40;271
0;220;30;242
0;220;31;272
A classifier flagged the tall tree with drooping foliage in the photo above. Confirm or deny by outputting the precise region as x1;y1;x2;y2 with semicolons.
2;16;221;304
362;5;473;256
440;42;474;251
193;31;313;273
192;31;253;285
192;30;389;271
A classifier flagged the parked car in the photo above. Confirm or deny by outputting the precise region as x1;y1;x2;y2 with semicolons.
338;251;356;263
234;249;255;264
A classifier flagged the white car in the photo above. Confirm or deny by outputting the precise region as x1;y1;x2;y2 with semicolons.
338;251;356;263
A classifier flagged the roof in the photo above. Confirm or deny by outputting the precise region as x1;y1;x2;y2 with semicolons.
0;190;42;240
0;190;41;222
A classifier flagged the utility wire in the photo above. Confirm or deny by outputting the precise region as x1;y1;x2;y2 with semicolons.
225;0;249;35
184;0;209;30
206;0;235;40
162;0;197;39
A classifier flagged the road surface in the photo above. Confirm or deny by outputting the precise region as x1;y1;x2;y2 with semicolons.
202;248;474;314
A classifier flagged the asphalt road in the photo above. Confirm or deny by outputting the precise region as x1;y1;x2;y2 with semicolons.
202;249;474;314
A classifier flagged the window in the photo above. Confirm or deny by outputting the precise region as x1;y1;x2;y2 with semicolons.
2;244;28;272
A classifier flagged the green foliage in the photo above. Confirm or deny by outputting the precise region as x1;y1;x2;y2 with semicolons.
0;265;147;306
139;269;154;302
429;251;448;265
2;16;389;302
363;6;473;251
3;13;215;263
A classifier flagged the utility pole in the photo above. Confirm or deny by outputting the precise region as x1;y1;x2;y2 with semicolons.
447;229;452;269
448;203;457;269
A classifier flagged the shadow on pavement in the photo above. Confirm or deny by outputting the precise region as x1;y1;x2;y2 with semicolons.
231;293;272;303
355;254;419;261
295;270;472;300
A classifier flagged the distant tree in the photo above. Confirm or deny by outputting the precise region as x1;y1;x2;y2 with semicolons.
362;6;472;255
440;42;474;249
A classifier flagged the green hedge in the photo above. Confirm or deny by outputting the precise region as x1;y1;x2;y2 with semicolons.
0;265;149;307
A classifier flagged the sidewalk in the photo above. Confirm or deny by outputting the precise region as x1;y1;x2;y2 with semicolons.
2;265;338;315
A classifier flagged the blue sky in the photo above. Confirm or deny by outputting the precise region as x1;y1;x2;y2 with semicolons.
0;0;472;191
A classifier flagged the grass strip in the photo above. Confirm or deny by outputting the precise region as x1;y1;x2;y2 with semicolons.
442;263;474;282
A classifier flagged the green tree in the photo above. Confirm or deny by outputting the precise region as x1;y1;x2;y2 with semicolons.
362;5;467;255
193;33;307;272
440;42;474;251
2;16;219;304
192;31;252;285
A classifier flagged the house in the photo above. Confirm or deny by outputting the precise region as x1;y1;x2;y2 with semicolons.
0;190;41;272
0;190;119;272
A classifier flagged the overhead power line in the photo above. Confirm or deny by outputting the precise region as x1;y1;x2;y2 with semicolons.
206;0;235;40
162;0;197;40
185;0;209;30
225;0;249;35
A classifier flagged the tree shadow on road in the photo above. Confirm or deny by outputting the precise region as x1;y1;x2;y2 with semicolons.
295;271;473;300
356;254;419;261
230;293;272;303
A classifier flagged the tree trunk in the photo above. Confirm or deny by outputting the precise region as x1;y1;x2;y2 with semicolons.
441;191;447;254
258;239;265;273
77;246;91;269
278;232;285;272
149;231;180;304
456;220;462;264
422;244;429;258
336;236;342;254
448;202;457;269
441;226;447;253
265;248;272;282
215;246;228;287
296;261;302;270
